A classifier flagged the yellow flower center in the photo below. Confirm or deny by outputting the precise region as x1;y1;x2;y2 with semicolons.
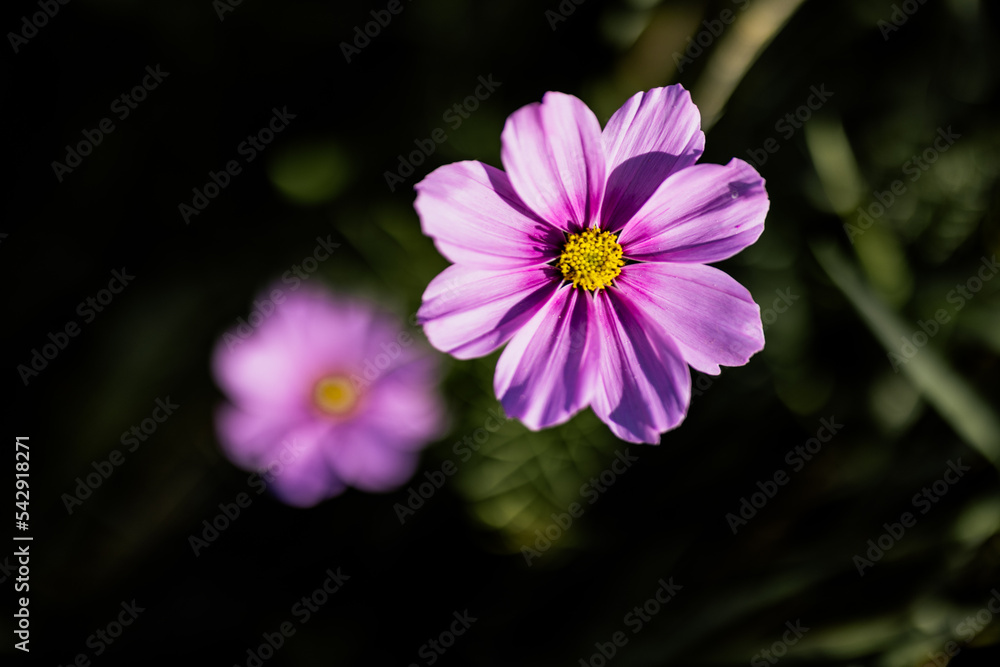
558;227;624;290
313;375;359;416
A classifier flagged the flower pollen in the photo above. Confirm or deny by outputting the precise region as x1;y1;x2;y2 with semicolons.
313;375;359;416
558;227;624;290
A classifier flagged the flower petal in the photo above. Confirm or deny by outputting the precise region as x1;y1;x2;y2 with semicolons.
213;289;389;412
214;406;345;507
325;423;420;492
617;263;764;375
619;158;767;263
360;357;449;450
418;263;561;359
494;287;597;430
501;92;606;230
415;160;563;268
215;404;302;469
590;290;691;444
601;85;705;232
212;310;320;416
263;436;346;507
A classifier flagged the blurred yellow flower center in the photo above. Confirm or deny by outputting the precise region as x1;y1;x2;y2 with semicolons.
558;227;624;290
313;375;358;416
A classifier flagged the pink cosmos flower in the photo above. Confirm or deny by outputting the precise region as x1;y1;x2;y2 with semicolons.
212;286;447;506
415;85;767;444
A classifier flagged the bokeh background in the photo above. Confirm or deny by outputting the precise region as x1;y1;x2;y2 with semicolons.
4;0;1000;664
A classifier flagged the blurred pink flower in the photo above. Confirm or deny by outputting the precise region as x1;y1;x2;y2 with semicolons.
212;286;447;506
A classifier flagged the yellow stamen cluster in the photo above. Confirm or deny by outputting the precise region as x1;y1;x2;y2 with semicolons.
313;375;358;416
558;227;624;290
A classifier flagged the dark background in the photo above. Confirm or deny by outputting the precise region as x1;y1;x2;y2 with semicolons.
3;0;1000;665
